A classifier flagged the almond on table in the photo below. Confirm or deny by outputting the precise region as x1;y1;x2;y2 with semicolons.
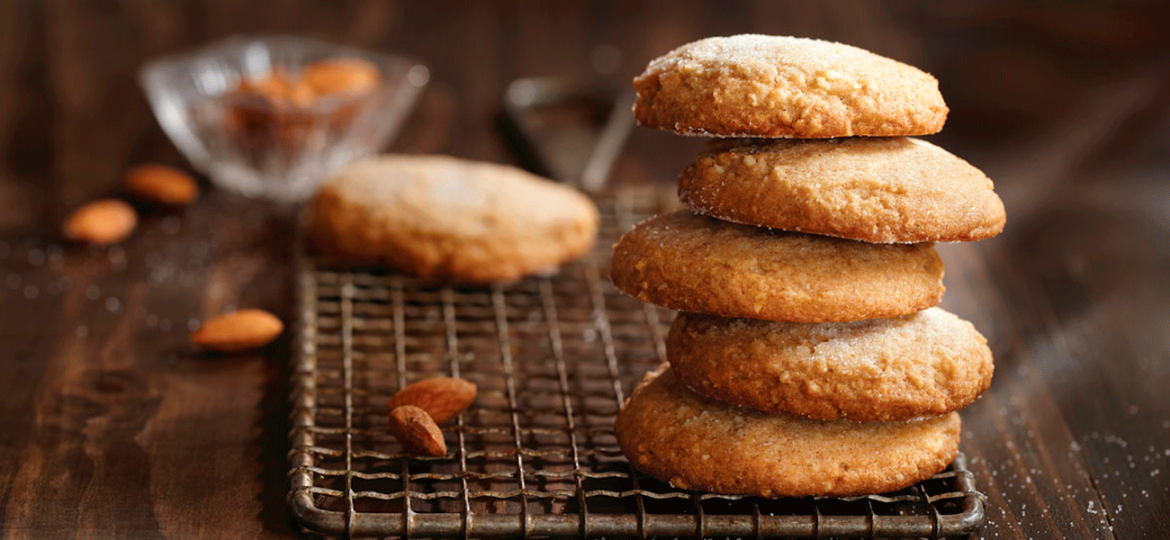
388;405;447;457
62;199;138;245
124;164;199;206
190;309;284;352
387;377;477;424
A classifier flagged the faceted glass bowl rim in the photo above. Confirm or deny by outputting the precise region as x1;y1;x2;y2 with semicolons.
138;34;430;117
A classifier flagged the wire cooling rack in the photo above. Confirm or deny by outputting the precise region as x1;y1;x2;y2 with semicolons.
288;193;986;538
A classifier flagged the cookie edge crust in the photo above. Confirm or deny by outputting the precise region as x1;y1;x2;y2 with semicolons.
609;212;946;323
665;311;994;421
633;73;947;139
614;367;962;497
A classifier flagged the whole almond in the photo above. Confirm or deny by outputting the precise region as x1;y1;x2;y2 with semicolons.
301;58;381;97
190;309;283;352
63;199;138;245
124;164;199;206
388;405;447;457
238;72;315;107
388;378;477;424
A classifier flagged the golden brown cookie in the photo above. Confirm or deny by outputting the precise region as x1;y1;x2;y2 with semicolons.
680;137;1005;243
667;308;993;421
309;155;599;282
609;211;944;322
633;35;948;138
614;366;961;497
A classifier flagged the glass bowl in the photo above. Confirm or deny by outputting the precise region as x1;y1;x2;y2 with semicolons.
139;35;429;203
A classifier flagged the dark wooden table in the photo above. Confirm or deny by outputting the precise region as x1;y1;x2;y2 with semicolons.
2;2;1168;539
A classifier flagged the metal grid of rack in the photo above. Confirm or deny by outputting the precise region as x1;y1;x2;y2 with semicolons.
288;194;986;538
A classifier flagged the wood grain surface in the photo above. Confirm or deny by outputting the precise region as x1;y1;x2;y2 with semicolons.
1;1;1168;539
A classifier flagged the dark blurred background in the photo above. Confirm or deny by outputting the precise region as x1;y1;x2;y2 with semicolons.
1;1;1168;221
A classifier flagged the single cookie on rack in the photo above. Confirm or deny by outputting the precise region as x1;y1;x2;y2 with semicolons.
633;35;947;138
614;365;961;498
680;137;1006;243
309;155;598;282
609;211;944;322
667;308;993;422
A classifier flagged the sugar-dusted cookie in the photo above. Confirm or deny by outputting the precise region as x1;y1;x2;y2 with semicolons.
633;35;948;138
679;137;1005;243
309;155;598;282
667;308;993;421
614;366;961;497
609;211;944;322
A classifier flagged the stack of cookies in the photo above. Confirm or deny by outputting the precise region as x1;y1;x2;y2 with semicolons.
611;35;1005;498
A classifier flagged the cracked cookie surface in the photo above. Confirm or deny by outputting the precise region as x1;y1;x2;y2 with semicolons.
634;35;948;138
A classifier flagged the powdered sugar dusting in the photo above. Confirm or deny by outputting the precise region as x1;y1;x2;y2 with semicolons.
644;34;914;82
660;34;871;69
325;154;594;230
